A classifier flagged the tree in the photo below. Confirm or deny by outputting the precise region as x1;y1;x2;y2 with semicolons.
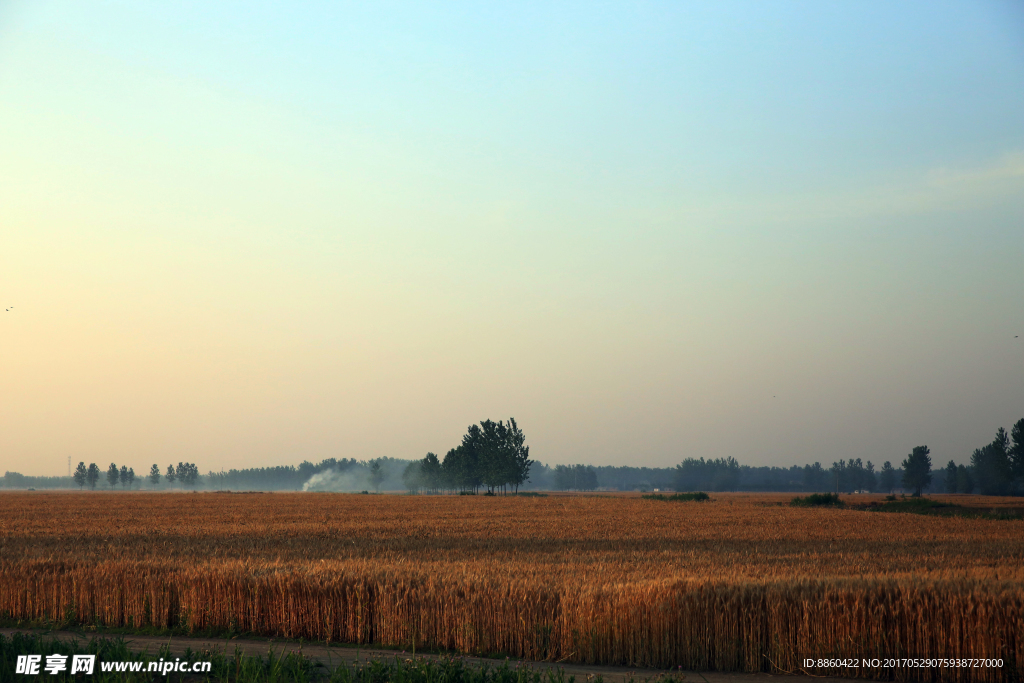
441;448;461;492
149;464;161;487
674;457;739;492
944;460;958;494
127;467;135;490
506;418;533;493
956;464;974;494
839;458;875;493
165;464;176;486
578;465;598;490
368;459;385;493
107;463;120;490
830;460;847;493
73;462;87;490
1011;418;1024;484
420;453;442;493
479;420;508;494
424;418;532;495
879;461;896;493
119;465;129;489
971;428;1012;496
864;460;877;492
477;418;532;495
554;464;598;491
86;463;100;490
554;464;573;490
802;462;827;491
901;446;932;496
402;461;423;493
442;441;482;493
175;462;199;488
458;425;484;492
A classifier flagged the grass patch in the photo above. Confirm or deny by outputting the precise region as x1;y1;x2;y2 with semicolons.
642;492;710;502
872;497;959;514
0;631;313;681
858;497;1024;520
790;493;844;508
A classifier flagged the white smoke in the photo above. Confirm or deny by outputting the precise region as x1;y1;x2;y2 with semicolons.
300;459;410;493
302;469;373;492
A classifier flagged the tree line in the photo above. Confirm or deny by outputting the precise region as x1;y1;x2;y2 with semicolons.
943;420;1024;496
796;458;902;494
782;419;1024;497
70;461;200;490
553;464;599;491
403;418;533;494
6;417;1023;495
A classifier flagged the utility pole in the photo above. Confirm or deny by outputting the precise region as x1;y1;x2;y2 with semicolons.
68;456;71;478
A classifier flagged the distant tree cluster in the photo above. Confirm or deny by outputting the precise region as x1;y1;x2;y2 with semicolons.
67;461;199;490
879;461;898;492
735;465;804;491
856;417;1024;497
939;420;1024;496
167;462;200;488
589;465;674;491
205;458;381;491
553;464;598;491
105;463;138;489
70;462;137;490
818;459;880;493
403;419;532;494
799;458;910;495
2;472;75;489
802;463;829;491
673;457;740;492
944;460;973;494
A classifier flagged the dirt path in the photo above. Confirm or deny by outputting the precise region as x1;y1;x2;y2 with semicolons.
1;629;858;682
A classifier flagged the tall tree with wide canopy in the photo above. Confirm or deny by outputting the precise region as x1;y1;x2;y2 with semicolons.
479;419;509;494
427;418;532;494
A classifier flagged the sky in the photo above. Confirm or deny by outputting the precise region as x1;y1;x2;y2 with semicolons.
1;1;1023;477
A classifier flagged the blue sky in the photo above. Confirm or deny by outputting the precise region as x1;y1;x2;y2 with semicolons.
1;1;1022;475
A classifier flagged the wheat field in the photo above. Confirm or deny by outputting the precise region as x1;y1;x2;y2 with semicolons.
0;492;1020;681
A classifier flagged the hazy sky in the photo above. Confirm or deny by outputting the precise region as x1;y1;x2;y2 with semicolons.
2;1;1023;477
